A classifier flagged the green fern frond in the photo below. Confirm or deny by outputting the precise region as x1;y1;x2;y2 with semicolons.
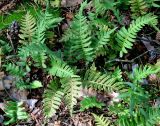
92;113;111;126
83;69;124;92
61;75;82;116
4;101;28;125
129;65;160;83
62;1;94;62
4;63;25;77
94;28;116;56
43;81;64;118
49;59;74;78
118;108;160;126
116;14;158;57
80;96;105;111
129;0;148;18
111;67;123;82
19;11;36;44
34;11;62;44
0;39;12;54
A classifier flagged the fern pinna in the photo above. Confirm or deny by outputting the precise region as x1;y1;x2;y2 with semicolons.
4;101;28;125
61;75;82;116
83;69;124;92
116;13;158;57
129;0;148;18
43;81;64;118
92;113;111;126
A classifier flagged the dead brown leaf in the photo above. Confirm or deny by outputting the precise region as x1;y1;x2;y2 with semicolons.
61;0;83;7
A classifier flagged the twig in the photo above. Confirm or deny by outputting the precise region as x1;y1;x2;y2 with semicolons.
106;50;151;64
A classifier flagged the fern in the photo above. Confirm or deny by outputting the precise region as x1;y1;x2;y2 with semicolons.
118;108;160;126
83;69;124;92
4;63;25;77
0;39;12;54
33;11;62;44
129;0;148;18
93;28;116;56
4;101;28;125
43;81;64;118
92;113;111;126
19;11;36;44
62;1;94;62
129;65;160;83
80;96;105;111
111;67;123;82
116;14;158;57
49;59;74;78
61;75;82;116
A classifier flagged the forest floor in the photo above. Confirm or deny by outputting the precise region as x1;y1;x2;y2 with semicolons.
0;0;160;126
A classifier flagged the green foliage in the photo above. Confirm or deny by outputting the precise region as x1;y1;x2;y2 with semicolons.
145;0;160;8
0;40;12;54
129;0;148;18
129;65;160;83
19;11;36;44
83;69;124;92
93;28;116;55
92;113;111;126
62;1;94;62
43;81;64;118
117;107;160;126
61;75;82;116
4;101;28;125
49;59;74;77
80;96;105;111
4;63;25;77
34;11;62;44
1;1;160;125
116;13;158;57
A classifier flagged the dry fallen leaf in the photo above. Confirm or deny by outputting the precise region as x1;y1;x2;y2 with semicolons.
0;103;5;111
72;113;93;126
24;99;38;110
61;0;83;7
10;88;28;101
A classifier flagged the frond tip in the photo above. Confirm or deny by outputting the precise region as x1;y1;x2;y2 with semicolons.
43;81;64;118
80;96;105;111
116;14;158;57
92;113;111;126
49;59;74;78
4;101;28;125
83;69;124;92
61;75;82;116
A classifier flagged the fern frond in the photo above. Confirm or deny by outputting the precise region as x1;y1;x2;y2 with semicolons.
83;69;124;92
118;108;160;126
116;14;158;57
4;101;28;125
111;67;123;82
94;28;116;56
62;1;94;62
43;81;64;118
61;75;82;116
129;65;160;83
0;39;12;54
80;96;105;111
49;59;74;78
92;113;111;126
18;43;58;68
19;12;36;44
129;0;148;18
4;63;25;77
34;11;62;44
